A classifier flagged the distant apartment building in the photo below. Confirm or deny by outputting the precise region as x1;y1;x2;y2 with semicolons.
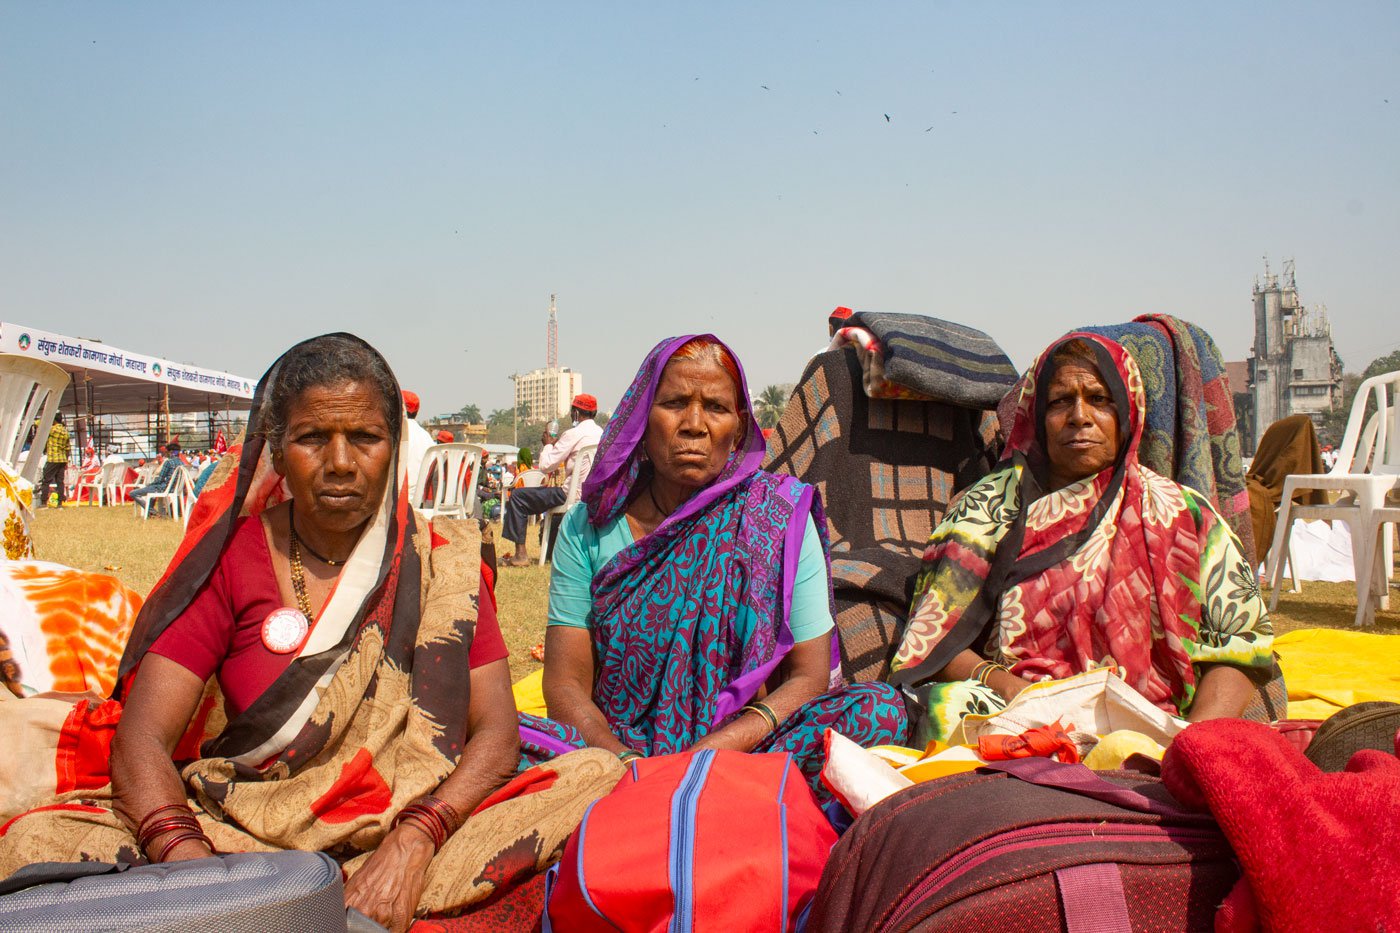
1243;260;1342;454
513;367;584;423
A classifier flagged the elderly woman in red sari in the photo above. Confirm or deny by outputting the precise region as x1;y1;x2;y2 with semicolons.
0;335;619;932
890;334;1274;744
521;335;907;795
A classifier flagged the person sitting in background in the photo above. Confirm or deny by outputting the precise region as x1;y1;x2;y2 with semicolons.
75;443;102;502
128;441;182;508
500;393;602;567
0;334;618;931
890;334;1274;744
527;336;906;795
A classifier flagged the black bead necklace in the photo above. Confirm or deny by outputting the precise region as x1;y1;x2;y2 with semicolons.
288;501;347;566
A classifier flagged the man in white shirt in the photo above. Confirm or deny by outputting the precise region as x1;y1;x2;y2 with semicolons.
502;393;603;566
401;390;435;506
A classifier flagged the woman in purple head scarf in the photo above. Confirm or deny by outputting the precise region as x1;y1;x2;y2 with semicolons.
519;335;906;796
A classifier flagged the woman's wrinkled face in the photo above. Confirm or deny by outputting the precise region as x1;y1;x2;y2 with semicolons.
644;358;744;493
1044;362;1121;489
272;381;394;534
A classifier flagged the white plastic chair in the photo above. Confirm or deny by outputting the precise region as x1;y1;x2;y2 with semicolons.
178;468;201;528
538;444;598;565
1265;370;1400;626
106;461;137;504
1353;507;1400;626
74;462;121;506
0;355;67;485
504;468;543;517
413;443;482;522
139;466;186;521
460;444;485;519
62;463;82;504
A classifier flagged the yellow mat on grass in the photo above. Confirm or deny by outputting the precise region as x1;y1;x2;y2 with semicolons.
1275;628;1400;720
512;668;548;717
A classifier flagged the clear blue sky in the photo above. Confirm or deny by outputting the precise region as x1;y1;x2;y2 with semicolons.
3;3;1397;418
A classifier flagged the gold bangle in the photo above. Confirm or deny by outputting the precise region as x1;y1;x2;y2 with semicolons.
978;662;1009;687
740;703;779;732
969;660;993;684
754;701;781;731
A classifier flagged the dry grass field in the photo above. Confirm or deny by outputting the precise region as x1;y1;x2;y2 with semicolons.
29;505;1400;686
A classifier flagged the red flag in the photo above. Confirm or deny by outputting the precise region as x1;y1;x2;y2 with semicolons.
214;430;228;454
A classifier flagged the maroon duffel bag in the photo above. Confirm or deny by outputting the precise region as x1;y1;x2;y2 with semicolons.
807;758;1239;932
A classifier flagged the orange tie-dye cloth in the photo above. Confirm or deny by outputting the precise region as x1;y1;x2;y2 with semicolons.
0;561;142;698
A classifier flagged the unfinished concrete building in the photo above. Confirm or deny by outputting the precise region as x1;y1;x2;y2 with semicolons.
1244;259;1343;453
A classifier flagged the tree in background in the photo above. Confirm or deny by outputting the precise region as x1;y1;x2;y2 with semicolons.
755;385;791;429
457;403;482;424
1318;349;1400;446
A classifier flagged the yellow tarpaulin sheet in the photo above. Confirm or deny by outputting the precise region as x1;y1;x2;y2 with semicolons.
1275;628;1400;720
512;668;548;717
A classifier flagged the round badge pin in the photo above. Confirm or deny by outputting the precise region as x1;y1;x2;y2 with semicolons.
261;607;310;654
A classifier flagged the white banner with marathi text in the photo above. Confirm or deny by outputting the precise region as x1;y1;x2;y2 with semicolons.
0;322;255;399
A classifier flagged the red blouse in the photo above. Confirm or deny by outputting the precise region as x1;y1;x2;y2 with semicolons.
150;515;508;718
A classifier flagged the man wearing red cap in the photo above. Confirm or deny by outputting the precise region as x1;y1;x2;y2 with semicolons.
401;389;436;505
502;392;602;566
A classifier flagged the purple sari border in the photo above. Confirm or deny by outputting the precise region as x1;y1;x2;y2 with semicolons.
711;476;811;724
518;722;579;759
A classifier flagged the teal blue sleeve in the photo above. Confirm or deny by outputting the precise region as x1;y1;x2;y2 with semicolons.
788;515;835;643
547;504;595;629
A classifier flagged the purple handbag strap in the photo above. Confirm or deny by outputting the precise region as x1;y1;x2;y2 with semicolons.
1056;863;1131;933
979;758;1207;821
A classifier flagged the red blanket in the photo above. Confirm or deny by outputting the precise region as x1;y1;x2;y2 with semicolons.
1161;718;1400;932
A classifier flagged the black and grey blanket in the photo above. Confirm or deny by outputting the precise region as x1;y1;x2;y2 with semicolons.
841;310;1019;409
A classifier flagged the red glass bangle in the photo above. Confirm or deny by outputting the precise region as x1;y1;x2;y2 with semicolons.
419;796;464;835
392;796;463;854
396;810;445;852
138;816;202;852
137;804;195;840
155;831;213;863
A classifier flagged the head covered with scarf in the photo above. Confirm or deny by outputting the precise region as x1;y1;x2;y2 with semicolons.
575;334;836;752
892;332;1272;716
582;334;765;530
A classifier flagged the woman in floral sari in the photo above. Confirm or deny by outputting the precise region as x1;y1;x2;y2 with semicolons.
890;333;1273;745
523;335;906;795
0;334;620;932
